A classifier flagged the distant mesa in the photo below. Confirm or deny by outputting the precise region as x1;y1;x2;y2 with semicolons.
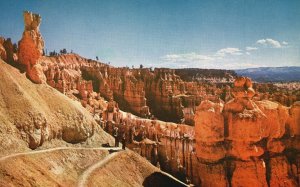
235;66;300;82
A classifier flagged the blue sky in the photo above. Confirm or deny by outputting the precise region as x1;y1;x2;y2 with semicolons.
0;0;299;69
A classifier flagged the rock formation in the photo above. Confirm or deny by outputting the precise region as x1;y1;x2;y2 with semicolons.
194;76;299;186
18;11;46;83
0;58;188;187
30;52;300;186
2;10;299;186
42;56;201;123
0;37;17;63
0;37;7;61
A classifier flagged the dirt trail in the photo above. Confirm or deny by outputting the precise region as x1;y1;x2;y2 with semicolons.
77;151;123;187
0;147;121;162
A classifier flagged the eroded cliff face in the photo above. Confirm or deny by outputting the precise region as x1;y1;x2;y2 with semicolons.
38;55;299;186
41;56;201;123
194;77;299;187
86;66;150;117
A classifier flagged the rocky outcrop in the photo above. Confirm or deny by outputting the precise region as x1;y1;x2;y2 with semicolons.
18;11;46;84
0;37;17;63
194;77;299;186
0;37;7;61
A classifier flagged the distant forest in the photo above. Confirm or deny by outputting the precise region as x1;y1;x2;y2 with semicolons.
175;68;237;81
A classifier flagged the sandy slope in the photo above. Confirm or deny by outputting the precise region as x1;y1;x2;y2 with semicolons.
0;59;113;156
0;147;186;187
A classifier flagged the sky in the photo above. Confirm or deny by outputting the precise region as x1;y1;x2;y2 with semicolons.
0;0;299;69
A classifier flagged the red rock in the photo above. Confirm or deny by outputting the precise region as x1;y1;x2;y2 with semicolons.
18;11;45;84
288;102;300;137
197;162;228;187
193;77;299;186
194;100;225;162
231;160;268;187
269;156;297;187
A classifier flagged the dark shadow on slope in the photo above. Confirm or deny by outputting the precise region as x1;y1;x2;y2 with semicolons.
143;172;187;187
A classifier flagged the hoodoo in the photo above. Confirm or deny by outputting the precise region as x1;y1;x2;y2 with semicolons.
194;77;299;186
18;11;46;84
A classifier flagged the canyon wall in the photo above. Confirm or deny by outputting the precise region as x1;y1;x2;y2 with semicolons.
41;56;203;123
38;54;299;187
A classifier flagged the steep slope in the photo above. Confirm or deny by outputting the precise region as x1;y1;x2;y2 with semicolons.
0;59;113;156
0;147;186;187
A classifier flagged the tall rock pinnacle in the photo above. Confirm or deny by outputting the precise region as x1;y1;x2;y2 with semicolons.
18;11;46;84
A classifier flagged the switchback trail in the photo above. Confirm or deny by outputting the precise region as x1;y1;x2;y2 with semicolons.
77;151;123;187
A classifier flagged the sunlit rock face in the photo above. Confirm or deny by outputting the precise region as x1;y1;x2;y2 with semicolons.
194;100;225;162
0;37;7;61
18;11;46;84
194;77;299;186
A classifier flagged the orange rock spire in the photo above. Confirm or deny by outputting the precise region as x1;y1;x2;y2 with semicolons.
18;11;46;84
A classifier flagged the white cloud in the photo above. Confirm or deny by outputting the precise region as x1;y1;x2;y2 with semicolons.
246;47;258;51
246;52;251;55
256;38;282;48
215;47;243;57
161;48;244;66
161;52;214;63
282;41;288;45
